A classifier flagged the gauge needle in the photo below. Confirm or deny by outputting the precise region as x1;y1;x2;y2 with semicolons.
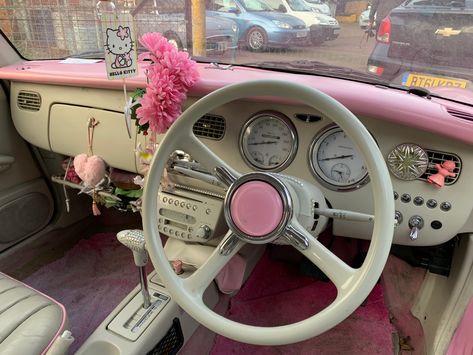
319;154;354;161
262;134;280;140
248;141;278;145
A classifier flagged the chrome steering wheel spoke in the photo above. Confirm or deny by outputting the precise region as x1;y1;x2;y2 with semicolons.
182;230;245;297
181;134;241;184
214;166;238;187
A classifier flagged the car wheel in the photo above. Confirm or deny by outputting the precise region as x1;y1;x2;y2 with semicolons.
246;27;267;52
164;32;183;51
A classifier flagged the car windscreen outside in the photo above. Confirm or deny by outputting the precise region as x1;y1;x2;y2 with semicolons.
239;0;273;11
287;0;311;11
1;0;472;104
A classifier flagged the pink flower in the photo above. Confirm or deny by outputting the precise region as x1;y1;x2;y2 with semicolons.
136;32;199;134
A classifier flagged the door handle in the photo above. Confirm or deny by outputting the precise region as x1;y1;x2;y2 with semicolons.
0;155;15;172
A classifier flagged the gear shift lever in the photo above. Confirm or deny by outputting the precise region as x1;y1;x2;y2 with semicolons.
117;229;151;309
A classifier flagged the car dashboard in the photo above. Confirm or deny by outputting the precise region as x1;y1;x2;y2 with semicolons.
3;60;473;247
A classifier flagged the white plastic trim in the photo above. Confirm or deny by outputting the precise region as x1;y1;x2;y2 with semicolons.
143;80;394;345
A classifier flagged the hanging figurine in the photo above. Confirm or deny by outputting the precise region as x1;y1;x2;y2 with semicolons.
73;117;107;215
427;160;456;188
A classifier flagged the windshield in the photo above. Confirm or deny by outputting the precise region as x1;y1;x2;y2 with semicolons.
239;0;273;11
0;0;472;104
287;0;312;11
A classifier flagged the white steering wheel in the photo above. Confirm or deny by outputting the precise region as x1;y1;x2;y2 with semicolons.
143;80;394;346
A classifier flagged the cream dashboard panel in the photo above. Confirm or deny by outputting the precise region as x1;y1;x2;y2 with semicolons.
10;82;473;246
11;82;140;172
200;99;473;246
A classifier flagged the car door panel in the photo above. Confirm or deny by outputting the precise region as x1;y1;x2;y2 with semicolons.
0;86;53;250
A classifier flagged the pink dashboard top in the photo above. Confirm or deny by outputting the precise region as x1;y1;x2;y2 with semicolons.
1;60;473;145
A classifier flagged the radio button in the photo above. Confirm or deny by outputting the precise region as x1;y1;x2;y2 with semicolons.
196;225;211;239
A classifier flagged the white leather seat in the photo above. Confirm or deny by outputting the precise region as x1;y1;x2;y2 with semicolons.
0;272;68;355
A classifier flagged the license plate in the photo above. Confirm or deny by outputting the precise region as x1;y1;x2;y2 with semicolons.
402;73;469;89
296;31;307;38
216;41;227;51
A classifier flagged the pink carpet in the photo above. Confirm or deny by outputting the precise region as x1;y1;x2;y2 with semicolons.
23;232;153;353
210;252;395;355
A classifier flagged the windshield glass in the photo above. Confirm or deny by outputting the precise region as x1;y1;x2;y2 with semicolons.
0;0;472;104
287;0;312;11
240;0;273;11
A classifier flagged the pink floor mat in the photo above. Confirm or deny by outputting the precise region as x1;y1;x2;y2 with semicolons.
210;252;395;355
23;232;151;353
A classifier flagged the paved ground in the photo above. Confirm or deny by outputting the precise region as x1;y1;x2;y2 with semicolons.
231;23;375;73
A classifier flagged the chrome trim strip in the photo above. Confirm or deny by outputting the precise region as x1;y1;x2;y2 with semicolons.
283;224;309;250
214;166;237;187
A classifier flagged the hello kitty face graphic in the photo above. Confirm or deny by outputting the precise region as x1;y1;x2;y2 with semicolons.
106;26;134;69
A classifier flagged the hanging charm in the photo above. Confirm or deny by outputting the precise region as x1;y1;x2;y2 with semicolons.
100;9;139;138
101;13;138;80
73;117;107;216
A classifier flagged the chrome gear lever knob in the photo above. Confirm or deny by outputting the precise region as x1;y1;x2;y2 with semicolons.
117;229;148;267
117;229;151;308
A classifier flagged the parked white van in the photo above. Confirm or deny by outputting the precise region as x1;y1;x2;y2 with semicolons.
267;0;340;45
302;0;331;15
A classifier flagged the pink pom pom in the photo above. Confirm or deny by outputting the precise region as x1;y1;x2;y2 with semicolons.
73;154;106;187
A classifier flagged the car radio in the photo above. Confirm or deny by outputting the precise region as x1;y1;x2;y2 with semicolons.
157;184;226;244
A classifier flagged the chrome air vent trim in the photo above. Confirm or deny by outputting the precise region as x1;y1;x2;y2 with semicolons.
418;149;462;185
447;108;473;122
193;114;225;140
17;91;41;111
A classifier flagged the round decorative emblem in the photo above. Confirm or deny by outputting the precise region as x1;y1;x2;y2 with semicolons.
387;144;429;180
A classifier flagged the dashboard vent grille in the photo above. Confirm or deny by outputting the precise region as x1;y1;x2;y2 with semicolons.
446;108;473;122
193;114;225;140
418;149;461;185
17;91;41;111
294;113;322;122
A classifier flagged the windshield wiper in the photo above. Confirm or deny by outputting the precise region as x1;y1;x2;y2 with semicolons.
239;60;391;86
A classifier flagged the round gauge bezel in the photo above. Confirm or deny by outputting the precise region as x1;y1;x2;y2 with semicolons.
309;125;370;191
240;111;298;171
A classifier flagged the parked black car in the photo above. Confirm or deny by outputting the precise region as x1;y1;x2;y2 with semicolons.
367;0;473;90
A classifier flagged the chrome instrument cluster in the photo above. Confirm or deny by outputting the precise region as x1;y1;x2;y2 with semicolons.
240;111;298;171
309;125;369;191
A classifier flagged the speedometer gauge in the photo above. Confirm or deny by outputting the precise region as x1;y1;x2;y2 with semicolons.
240;112;297;171
309;125;369;191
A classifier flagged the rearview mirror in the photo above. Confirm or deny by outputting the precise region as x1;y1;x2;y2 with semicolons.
278;4;287;12
228;7;241;14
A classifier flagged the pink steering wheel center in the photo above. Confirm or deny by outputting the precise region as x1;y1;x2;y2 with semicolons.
229;180;284;237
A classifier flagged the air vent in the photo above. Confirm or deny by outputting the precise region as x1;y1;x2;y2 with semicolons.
294;113;322;122
418;149;461;185
193;114;225;140
17;91;41;111
446;107;473;122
